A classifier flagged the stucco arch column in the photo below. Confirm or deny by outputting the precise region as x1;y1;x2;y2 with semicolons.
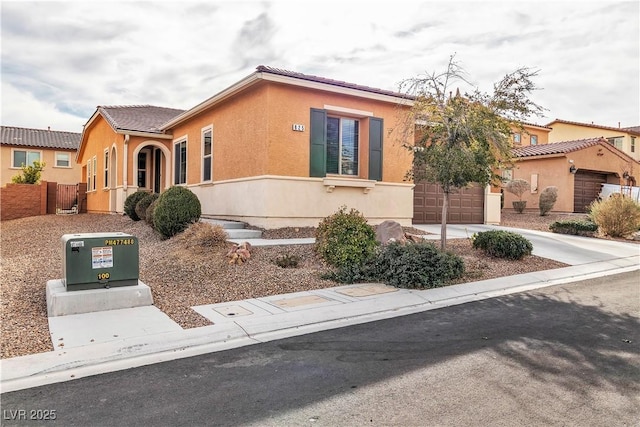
132;141;172;192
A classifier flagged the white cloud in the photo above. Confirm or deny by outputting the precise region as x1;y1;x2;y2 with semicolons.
1;0;638;131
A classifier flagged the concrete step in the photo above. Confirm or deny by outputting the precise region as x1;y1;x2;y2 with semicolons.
200;218;246;229
226;228;263;239
200;218;263;239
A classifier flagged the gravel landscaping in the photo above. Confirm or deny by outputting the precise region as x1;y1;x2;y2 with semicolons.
1;212;576;359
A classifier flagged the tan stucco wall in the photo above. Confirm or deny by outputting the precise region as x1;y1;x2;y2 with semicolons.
78;115;173;213
548;122;639;162
190;175;414;229
168;81;413;185
78;117;121;213
1;145;80;186
169;83;270;184
514;124;550;146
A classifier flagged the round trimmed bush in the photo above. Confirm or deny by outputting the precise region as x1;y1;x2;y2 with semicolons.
315;206;378;269
539;186;558;216
472;230;532;260
153;186;202;239
145;199;159;228
124;191;149;221
369;241;464;289
135;193;159;223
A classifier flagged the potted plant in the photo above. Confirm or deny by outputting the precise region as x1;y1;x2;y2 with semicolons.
505;179;530;213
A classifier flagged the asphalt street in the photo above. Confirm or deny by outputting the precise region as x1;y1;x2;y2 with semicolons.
2;271;639;426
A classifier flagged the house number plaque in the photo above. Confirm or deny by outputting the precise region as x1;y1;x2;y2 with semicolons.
292;124;305;132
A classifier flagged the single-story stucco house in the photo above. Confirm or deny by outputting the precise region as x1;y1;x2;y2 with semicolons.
77;66;428;228
504;137;639;213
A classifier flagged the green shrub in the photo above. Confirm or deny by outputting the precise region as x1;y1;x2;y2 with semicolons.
315;206;378;269
153;186;202;239
273;253;301;268
135;193;159;223
176;222;228;248
146;199;159;228
539;186;558;216
549;219;598;236
472;230;532;260
124;191;149;221
367;241;465;289
589;195;640;238
11;160;45;184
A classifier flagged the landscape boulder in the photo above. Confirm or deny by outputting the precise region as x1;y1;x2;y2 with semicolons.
376;220;406;245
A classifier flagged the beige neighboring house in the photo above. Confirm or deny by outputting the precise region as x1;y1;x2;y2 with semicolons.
547;119;640;162
1;126;81;186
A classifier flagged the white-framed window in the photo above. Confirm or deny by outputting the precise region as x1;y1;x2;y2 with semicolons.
327;116;359;176
607;136;624;150
137;151;148;188
530;135;538;146
92;156;97;191
632;137;636;153
55;152;71;168
12;149;41;168
202;126;213;182
87;159;92;191
104;149;109;188
174;138;187;185
513;133;521;144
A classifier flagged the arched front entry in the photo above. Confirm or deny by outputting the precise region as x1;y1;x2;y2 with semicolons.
132;141;171;194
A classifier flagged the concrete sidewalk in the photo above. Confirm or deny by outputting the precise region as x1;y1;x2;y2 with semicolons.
1;227;638;393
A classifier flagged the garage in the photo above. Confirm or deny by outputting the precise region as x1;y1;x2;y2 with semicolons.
573;171;607;213
413;182;484;224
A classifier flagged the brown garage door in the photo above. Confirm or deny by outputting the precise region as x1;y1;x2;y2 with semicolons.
573;172;607;213
413;182;484;224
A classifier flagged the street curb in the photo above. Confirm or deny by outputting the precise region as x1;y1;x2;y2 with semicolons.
1;257;637;394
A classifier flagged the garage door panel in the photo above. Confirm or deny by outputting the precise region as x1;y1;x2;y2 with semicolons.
413;182;484;224
574;172;606;213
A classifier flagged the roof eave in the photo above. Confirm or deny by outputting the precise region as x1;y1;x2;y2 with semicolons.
161;72;262;130
114;129;173;139
160;69;414;131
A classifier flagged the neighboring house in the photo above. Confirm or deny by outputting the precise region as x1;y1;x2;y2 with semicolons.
1;126;81;186
504;137;638;213
547;119;640;162
510;122;551;147
77;66;421;227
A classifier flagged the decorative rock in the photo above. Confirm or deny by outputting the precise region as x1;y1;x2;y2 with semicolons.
376;220;406;245
226;242;252;265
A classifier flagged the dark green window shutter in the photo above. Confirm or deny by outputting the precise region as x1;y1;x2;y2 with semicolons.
310;108;327;177
369;117;383;181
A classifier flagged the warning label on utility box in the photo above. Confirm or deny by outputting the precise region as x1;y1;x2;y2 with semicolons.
92;246;114;269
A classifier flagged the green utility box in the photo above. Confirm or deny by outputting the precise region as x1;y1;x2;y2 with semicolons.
61;232;139;291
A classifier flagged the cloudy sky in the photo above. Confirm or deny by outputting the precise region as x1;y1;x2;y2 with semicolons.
1;0;638;133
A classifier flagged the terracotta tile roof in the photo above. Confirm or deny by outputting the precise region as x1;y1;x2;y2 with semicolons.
546;119;640;136
0;126;81;150
519;121;552;130
99;105;185;134
512;137;605;158
256;65;412;100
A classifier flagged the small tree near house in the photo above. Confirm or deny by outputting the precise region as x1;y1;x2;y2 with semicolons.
11;160;46;184
397;55;545;249
505;179;531;213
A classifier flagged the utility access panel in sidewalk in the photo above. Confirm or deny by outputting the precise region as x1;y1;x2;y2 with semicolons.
61;232;139;291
